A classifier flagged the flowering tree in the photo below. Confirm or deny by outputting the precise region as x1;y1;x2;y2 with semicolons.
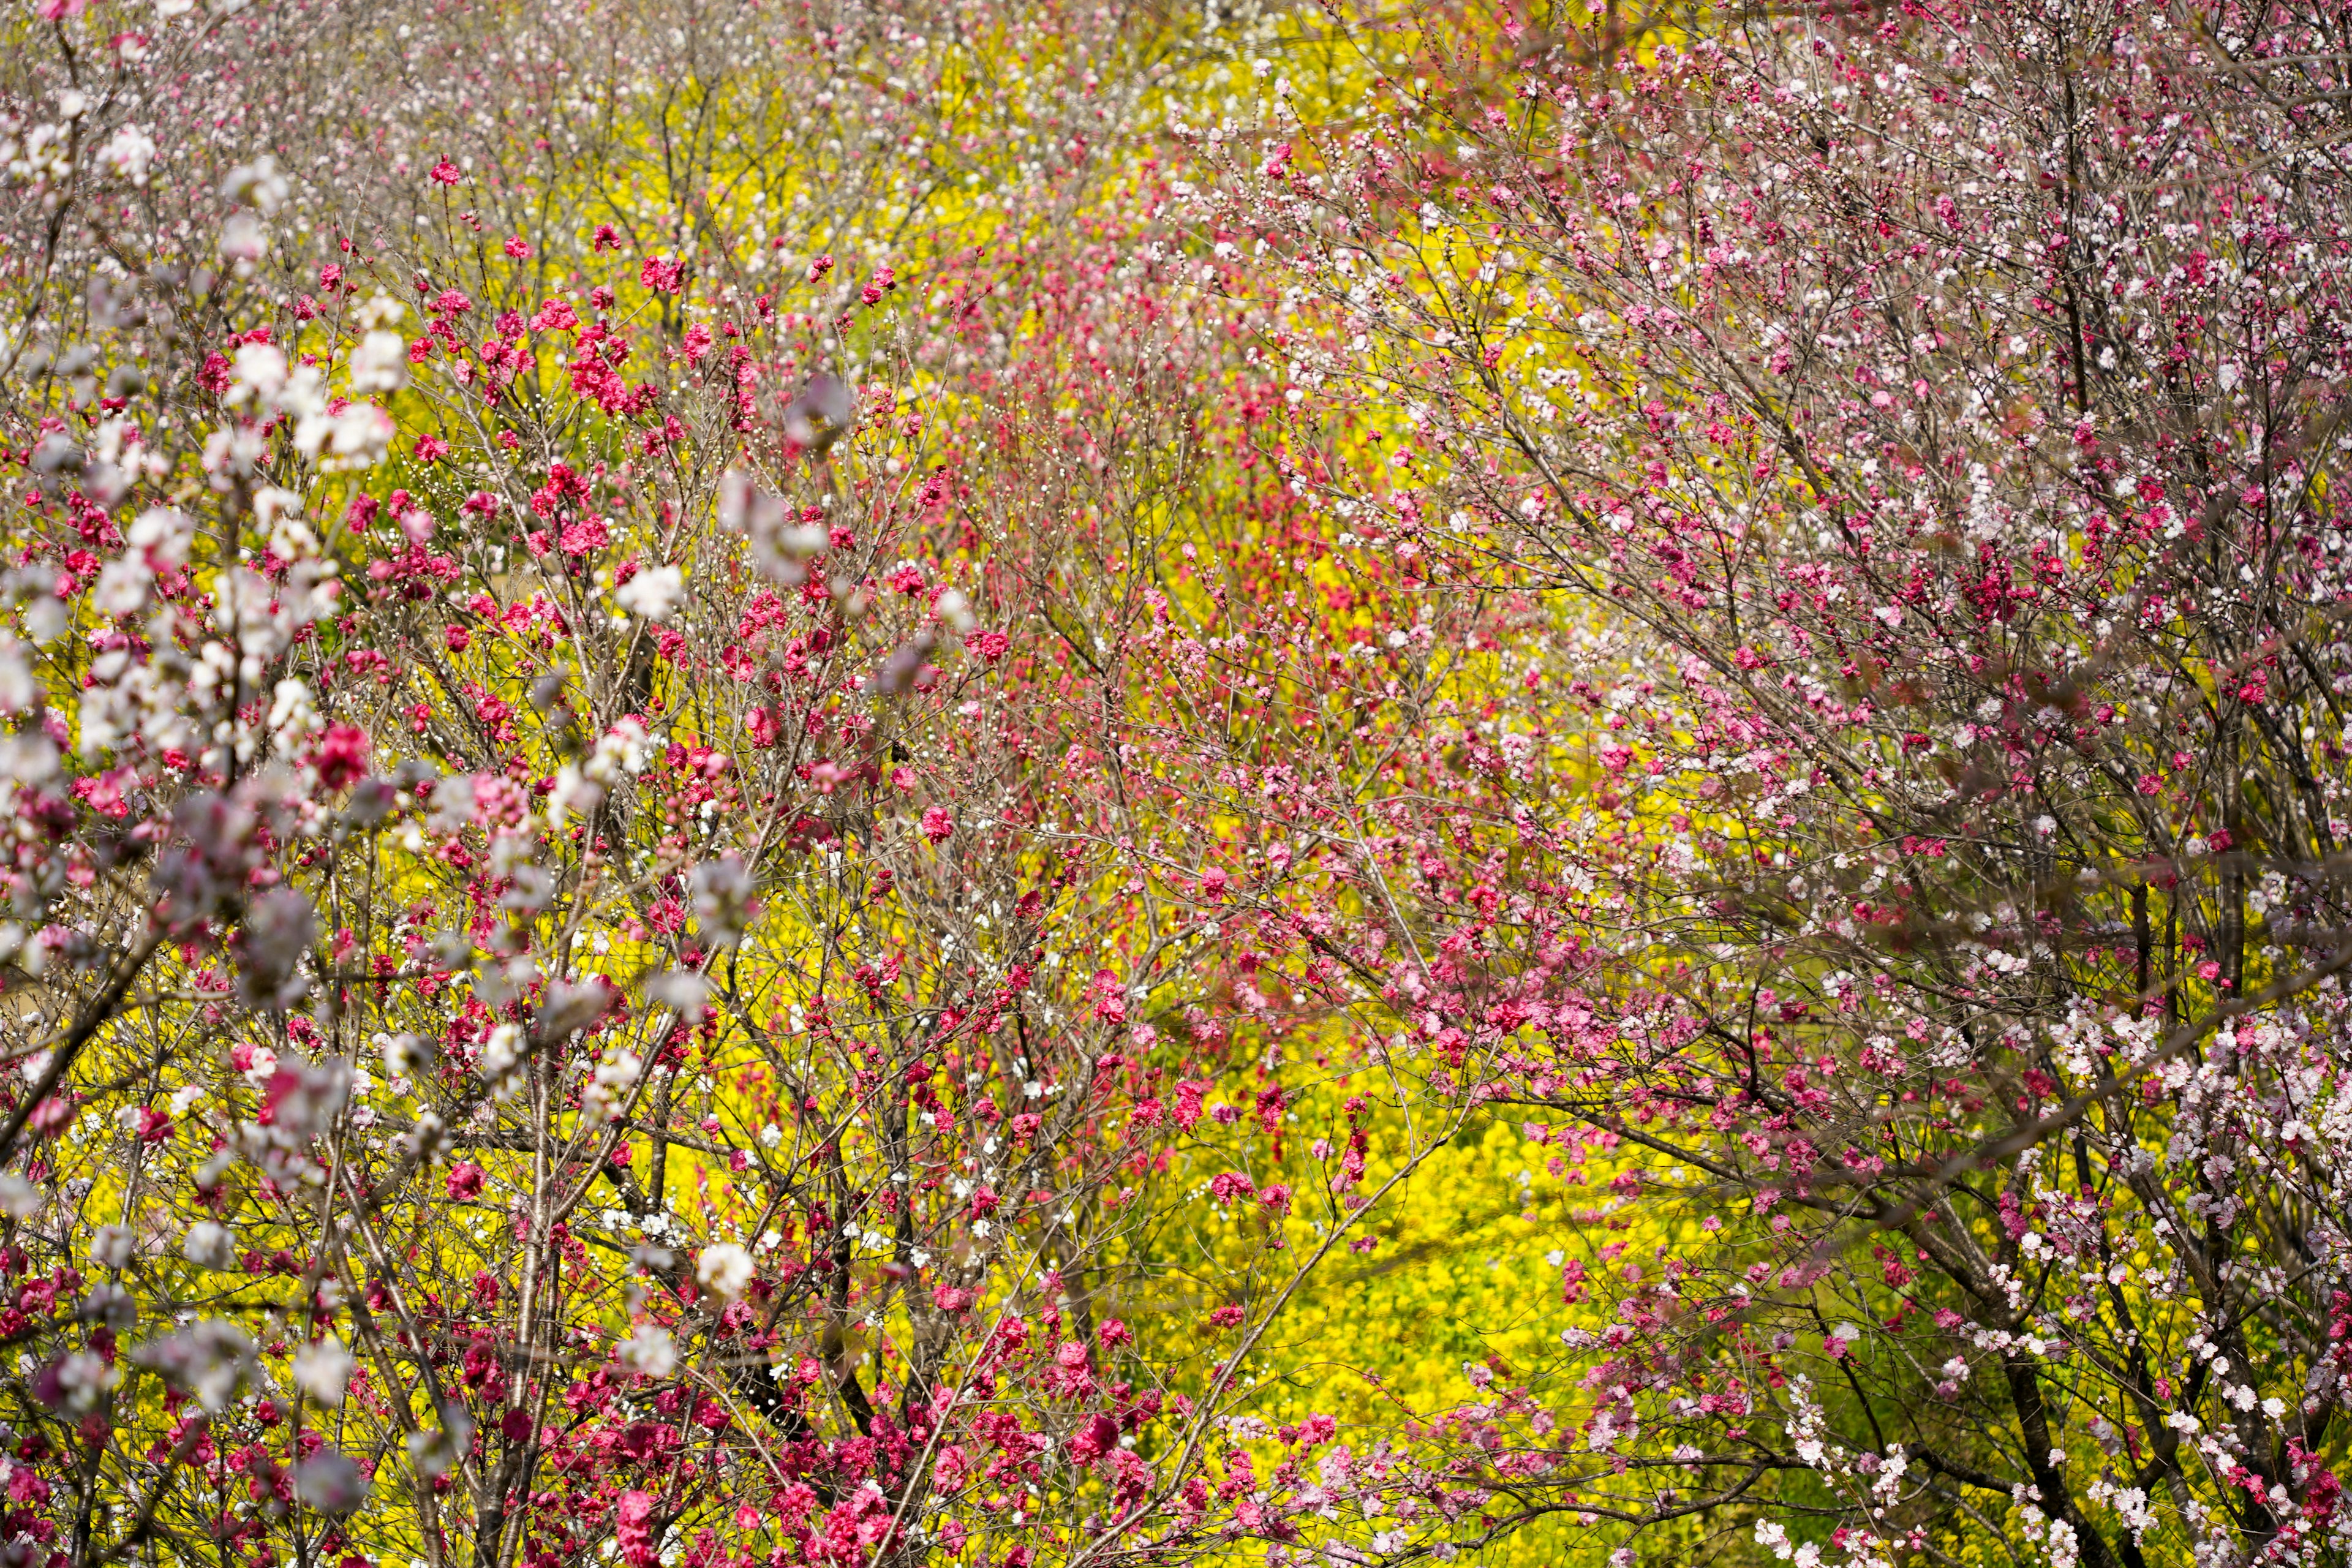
0;2;1479;1567
26;0;2352;1565
1186;1;2352;1564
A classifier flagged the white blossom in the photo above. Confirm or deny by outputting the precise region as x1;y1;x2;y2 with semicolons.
292;1336;354;1405
695;1242;753;1302
615;564;685;622
617;1324;677;1378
